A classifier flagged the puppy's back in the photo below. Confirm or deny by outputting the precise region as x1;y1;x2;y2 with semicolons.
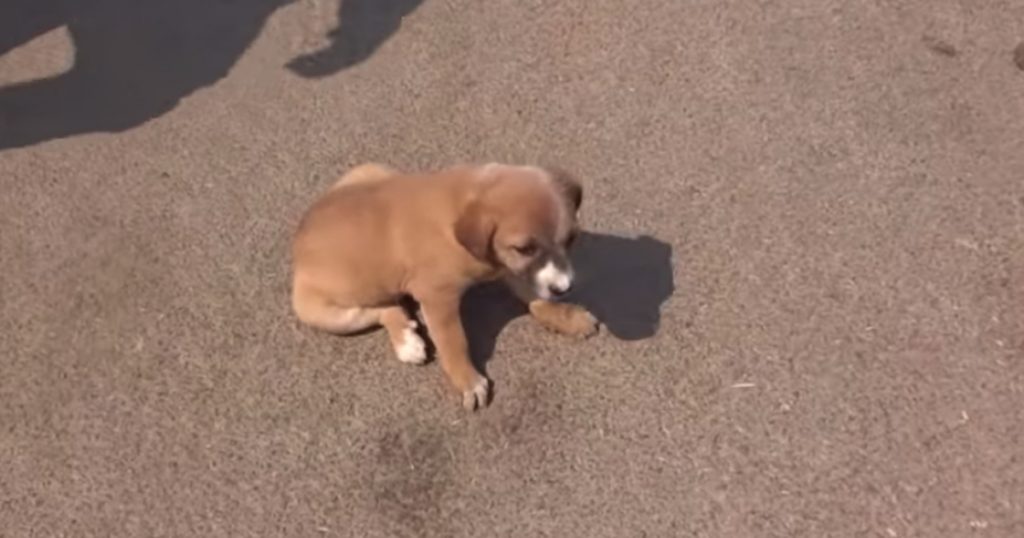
328;163;399;191
294;163;485;262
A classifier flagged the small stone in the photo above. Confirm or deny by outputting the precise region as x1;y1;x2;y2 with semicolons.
923;35;957;57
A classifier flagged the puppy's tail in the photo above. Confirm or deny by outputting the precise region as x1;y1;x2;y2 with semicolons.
329;162;399;191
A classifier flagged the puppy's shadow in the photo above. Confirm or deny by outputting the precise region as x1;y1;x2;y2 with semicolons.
461;232;675;372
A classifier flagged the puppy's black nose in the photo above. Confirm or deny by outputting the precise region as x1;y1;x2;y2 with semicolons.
549;283;572;297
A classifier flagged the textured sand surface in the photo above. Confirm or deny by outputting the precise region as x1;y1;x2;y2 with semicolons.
2;1;1022;536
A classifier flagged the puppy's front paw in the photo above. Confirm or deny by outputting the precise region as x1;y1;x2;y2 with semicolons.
460;374;491;411
562;306;600;338
530;301;600;339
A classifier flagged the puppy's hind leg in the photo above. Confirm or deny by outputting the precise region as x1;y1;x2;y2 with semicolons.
292;286;382;334
379;306;428;365
293;286;428;363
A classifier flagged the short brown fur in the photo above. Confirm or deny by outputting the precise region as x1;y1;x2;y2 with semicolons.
292;163;598;410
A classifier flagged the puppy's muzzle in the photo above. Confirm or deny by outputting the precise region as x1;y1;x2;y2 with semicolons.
535;260;574;299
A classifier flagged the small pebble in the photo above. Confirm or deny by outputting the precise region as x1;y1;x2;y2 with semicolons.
1014;42;1024;71
923;35;957;57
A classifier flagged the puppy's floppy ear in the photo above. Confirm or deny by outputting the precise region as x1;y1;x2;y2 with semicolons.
544;166;583;212
454;200;496;262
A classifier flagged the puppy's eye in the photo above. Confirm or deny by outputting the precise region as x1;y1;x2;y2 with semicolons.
513;242;538;256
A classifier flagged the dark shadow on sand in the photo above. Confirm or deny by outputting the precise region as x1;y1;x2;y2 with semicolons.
286;0;424;78
0;0;423;150
461;232;675;371
0;0;288;150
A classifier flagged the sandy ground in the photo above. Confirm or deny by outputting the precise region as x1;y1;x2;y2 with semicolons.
1;1;1022;536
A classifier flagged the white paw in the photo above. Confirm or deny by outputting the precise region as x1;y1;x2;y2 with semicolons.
395;324;427;364
462;375;491;411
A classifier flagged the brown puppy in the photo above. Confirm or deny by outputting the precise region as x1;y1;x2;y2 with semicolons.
291;163;598;410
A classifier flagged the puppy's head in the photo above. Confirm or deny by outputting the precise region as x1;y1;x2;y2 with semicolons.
456;164;583;300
